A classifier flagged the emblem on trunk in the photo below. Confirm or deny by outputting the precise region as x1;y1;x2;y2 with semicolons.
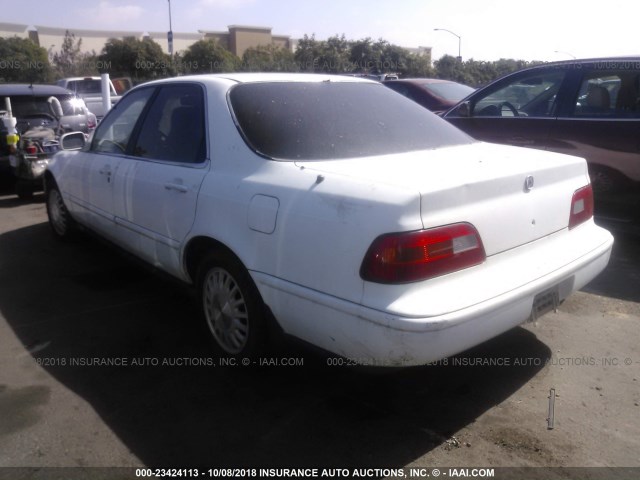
524;175;535;192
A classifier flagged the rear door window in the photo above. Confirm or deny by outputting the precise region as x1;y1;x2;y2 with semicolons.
133;84;206;163
572;71;640;118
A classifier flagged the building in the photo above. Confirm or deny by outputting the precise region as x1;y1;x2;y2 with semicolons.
200;25;293;57
0;22;293;57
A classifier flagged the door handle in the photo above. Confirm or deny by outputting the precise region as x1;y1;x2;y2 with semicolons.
99;166;112;183
164;182;188;193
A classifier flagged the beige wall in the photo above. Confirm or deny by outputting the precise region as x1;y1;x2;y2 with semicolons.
201;27;293;57
0;22;292;57
229;26;272;57
0;22;203;56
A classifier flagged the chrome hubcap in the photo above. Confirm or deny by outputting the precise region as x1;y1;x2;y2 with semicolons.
202;267;249;354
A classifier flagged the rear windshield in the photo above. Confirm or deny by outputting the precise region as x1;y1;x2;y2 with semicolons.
423;82;475;102
66;79;116;95
229;81;473;160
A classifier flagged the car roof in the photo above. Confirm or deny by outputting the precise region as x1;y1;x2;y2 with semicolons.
0;84;75;96
497;56;640;76
141;72;379;87
386;78;458;85
59;77;102;81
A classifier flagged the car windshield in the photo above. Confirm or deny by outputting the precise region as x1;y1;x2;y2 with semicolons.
1;94;84;118
422;82;474;102
229;81;473;160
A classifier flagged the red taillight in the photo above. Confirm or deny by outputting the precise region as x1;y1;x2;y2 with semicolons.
25;145;38;154
360;223;486;284
568;184;594;229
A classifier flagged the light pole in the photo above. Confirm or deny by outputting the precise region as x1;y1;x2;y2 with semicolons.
167;0;173;57
434;28;461;61
554;50;576;59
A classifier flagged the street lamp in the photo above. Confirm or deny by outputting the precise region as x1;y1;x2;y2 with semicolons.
167;0;173;57
434;28;461;61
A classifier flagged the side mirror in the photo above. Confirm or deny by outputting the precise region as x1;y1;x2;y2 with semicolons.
60;131;86;151
455;101;471;117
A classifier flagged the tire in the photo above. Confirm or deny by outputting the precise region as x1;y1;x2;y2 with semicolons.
15;181;34;200
588;165;628;195
46;182;76;240
197;251;267;359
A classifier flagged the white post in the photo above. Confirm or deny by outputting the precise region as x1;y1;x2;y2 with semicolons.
101;73;112;115
2;97;18;144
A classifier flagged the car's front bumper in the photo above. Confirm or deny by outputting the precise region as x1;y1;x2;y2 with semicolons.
252;223;613;366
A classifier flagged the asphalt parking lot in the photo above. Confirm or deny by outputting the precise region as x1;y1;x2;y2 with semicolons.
0;185;639;477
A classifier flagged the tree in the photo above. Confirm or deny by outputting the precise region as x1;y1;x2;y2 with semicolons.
401;52;434;77
0;37;52;83
435;55;470;84
181;39;239;74
50;30;98;78
434;56;544;87
349;38;386;73
294;34;351;73
99;37;172;83
241;44;297;72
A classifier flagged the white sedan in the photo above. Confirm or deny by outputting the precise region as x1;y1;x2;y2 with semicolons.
45;73;613;366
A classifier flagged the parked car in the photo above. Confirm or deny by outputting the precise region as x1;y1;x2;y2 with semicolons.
0;84;96;199
443;57;640;195
57;76;122;120
45;74;612;366
385;78;475;114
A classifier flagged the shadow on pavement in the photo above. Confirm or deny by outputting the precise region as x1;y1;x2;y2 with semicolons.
587;216;640;304
1;222;555;468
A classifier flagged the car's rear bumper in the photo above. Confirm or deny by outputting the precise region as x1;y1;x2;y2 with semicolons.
252;224;613;366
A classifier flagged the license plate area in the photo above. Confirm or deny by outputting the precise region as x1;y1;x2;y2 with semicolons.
530;286;560;321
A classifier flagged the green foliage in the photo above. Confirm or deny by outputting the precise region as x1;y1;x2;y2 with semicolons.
50;30;99;78
295;34;347;73
0;37;52;83
294;34;433;76
181;39;240;73
434;55;545;87
0;28;543;88
99;37;173;83
241;44;297;72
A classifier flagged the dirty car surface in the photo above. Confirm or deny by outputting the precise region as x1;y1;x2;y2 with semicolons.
45;73;613;366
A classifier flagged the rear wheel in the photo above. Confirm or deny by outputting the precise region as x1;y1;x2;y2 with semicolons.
197;252;267;358
46;182;76;240
15;181;34;200
589;165;628;195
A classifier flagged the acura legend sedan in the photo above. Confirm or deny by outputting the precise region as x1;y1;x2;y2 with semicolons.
45;74;613;366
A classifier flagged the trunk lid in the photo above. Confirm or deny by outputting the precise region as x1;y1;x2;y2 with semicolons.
295;142;590;256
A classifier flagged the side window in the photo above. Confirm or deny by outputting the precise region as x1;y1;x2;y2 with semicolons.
572;71;640;118
473;71;565;118
133;84;206;163
91;88;154;154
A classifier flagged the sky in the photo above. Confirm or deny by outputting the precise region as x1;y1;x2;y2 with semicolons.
2;0;639;62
